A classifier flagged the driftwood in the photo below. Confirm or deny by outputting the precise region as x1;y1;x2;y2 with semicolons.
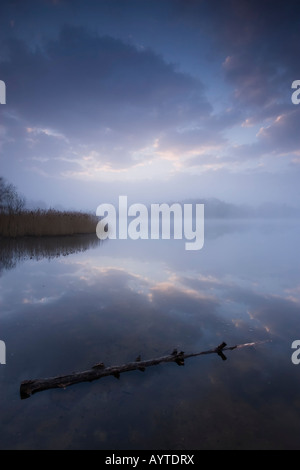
20;341;267;399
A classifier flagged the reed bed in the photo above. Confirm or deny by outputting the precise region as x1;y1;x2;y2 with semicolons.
0;209;100;238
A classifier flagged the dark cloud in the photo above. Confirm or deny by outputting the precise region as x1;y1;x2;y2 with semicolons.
170;0;300;126
1;25;210;126
171;0;300;65
0;25;211;169
216;1;300;119
222;53;282;108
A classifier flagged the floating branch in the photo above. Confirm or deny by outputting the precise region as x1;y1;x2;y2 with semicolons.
20;340;268;400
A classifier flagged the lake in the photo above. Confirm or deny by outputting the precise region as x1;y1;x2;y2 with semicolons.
0;219;300;450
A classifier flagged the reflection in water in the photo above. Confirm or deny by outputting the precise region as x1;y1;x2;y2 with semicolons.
0;220;299;449
0;234;101;274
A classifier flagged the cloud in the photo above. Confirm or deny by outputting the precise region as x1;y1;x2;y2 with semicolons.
1;1;299;207
0;25;211;170
222;54;280;109
228;108;300;168
256;109;300;154
171;1;300;123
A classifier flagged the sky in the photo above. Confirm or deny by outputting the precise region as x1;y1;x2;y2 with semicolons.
0;0;300;211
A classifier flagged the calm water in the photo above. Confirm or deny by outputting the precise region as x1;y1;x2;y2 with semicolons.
0;220;300;450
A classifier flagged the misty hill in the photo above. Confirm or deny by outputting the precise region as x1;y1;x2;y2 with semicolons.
179;198;300;219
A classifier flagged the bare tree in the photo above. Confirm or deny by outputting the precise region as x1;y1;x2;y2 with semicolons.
0;177;26;214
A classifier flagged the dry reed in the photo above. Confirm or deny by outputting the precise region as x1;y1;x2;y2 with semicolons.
0;209;100;238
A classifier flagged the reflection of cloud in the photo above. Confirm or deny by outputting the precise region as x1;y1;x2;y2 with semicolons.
1;227;298;354
58;256;298;347
150;281;215;301
227;288;300;339
59;248;300;346
1;233;300;451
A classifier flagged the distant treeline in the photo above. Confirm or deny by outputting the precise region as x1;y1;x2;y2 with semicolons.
0;209;99;238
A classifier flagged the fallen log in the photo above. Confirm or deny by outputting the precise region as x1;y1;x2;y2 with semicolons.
20;340;268;399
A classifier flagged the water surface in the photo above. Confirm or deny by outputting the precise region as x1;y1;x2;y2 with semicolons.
0;220;299;449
